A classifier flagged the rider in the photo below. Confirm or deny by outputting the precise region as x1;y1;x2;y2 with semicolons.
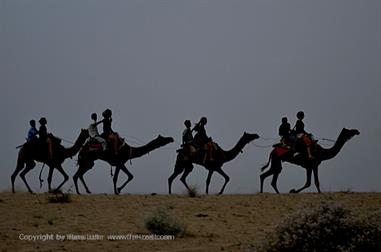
293;111;313;159
101;109;118;156
27;120;38;142
278;117;291;146
193;117;208;146
38;117;53;161
88;113;106;151
193;117;214;162
182;120;193;146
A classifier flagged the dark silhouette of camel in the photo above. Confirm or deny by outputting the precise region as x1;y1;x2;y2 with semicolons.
11;129;89;193
260;128;360;193
168;132;259;195
74;135;174;195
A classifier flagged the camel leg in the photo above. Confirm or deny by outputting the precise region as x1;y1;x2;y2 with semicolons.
47;165;54;192
19;161;36;193
313;167;321;193
168;166;184;194
11;160;27;193
179;165;193;192
205;170;214;195
112;166;120;194
54;165;69;191
73;169;81;194
73;163;93;194
216;168;230;195
116;165;134;194
271;173;280;194
260;170;273;193
79;168;92;194
260;158;282;193
168;154;187;194
291;168;312;193
73;168;85;195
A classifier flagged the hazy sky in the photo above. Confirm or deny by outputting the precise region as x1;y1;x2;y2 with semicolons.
1;1;380;194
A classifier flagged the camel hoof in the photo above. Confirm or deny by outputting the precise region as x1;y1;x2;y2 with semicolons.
289;189;297;194
117;187;122;194
86;190;91;194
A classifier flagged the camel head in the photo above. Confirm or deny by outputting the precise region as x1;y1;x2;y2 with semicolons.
340;128;360;142
242;132;260;144
155;135;174;147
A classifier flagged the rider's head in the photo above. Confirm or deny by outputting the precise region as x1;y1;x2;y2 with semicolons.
39;117;47;125
91;113;97;121
200;117;207;125
102;109;112;118
281;117;288;123
29;120;36;127
184;120;191;128
297;111;305;120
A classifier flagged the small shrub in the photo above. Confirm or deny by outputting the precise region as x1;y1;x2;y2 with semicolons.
47;191;72;203
145;208;186;237
260;203;381;252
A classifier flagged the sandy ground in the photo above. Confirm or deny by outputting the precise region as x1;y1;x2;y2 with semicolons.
0;192;380;252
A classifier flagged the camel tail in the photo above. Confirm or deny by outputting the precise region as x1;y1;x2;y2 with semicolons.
260;151;273;172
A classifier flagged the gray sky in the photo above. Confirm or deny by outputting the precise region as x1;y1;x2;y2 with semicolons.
1;1;380;194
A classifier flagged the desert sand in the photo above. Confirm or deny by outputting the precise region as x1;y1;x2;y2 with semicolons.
0;192;380;251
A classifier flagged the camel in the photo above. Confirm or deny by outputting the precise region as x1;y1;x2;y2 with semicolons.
11;129;89;193
73;135;174;195
260;128;360;193
168;132;259;195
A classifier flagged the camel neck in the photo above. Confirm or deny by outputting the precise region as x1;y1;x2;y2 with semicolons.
127;138;164;159
318;130;348;161
223;136;248;163
64;132;86;158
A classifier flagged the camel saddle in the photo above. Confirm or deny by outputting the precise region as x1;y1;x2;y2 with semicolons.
87;138;103;152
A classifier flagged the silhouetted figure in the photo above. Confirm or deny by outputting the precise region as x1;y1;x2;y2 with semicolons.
278;117;291;145
293;111;313;159
101;109;119;155
88;113;106;151
38;117;48;140
294;111;306;135
101;109;114;137
27;120;38;142
193;117;209;147
38;117;54;160
193;117;216;163
182;120;193;145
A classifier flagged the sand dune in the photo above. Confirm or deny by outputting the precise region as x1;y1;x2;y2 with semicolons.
0;192;380;251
